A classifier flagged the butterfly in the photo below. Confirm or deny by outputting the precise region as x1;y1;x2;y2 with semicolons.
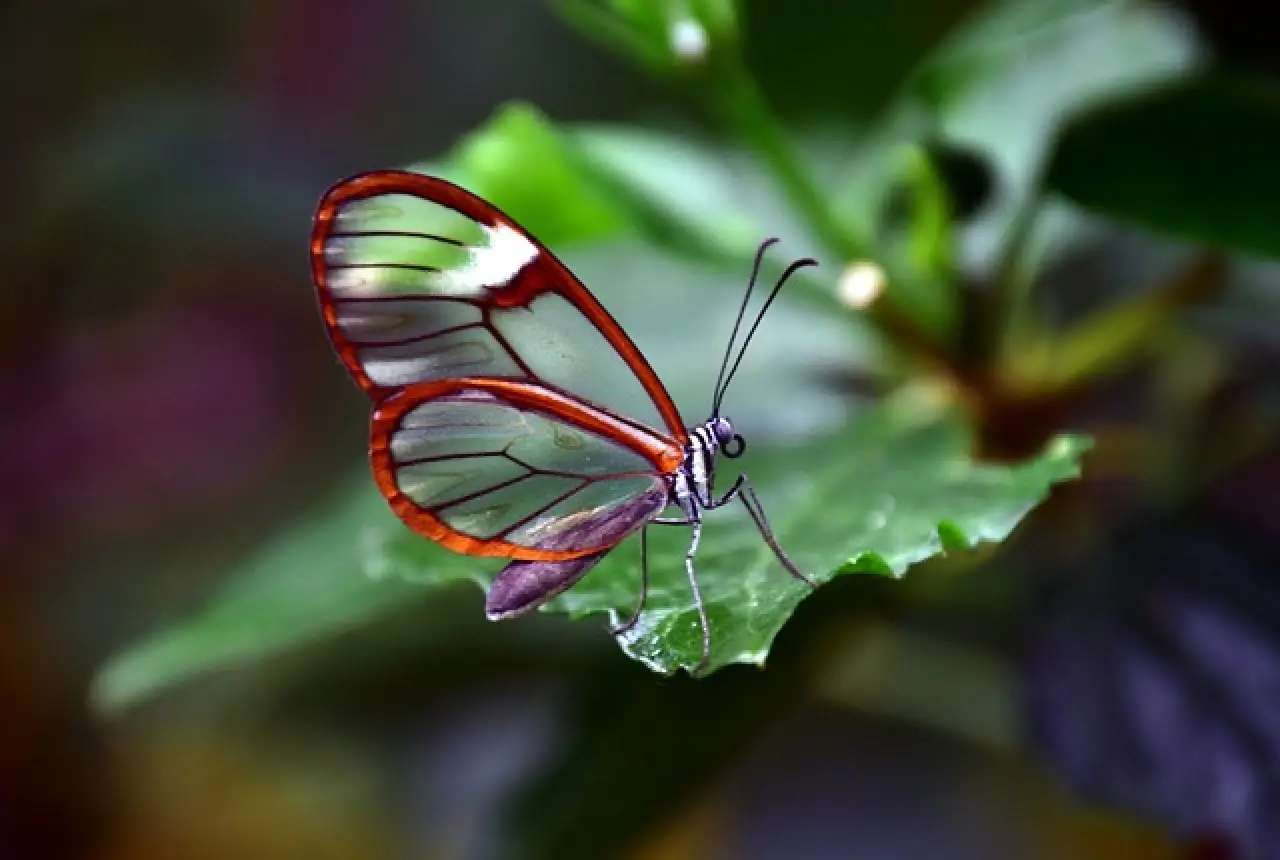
309;170;817;673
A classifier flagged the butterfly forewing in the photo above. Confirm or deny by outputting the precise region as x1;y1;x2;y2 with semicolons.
313;172;688;439
371;379;676;561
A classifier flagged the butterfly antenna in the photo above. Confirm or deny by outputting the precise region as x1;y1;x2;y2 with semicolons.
711;237;779;416
714;256;819;411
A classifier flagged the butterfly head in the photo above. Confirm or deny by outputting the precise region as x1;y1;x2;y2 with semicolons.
707;238;819;460
707;414;745;459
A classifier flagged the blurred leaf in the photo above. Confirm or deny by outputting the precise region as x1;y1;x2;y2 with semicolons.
568;124;825;262
551;0;682;73
1045;73;1280;259
424;105;839;274
439;102;636;248
1026;472;1280;858
92;480;447;714
909;0;1117;108
743;0;979;121
928;0;1198;180
885;0;1200;271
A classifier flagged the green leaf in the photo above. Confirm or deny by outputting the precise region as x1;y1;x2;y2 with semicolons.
91;480;464;714
743;0;975;121
1045;73;1280;259
928;0;1198;186
567;123;830;262
908;0;1118;108
434;102;637;248
422;106;837;274
851;0;1201;274
546;407;1087;674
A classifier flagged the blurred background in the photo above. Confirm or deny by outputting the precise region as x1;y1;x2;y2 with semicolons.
5;0;1280;857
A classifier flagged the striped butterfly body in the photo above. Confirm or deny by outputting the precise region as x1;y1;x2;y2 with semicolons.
310;170;816;673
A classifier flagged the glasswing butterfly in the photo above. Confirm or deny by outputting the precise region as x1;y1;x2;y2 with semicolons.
310;170;817;673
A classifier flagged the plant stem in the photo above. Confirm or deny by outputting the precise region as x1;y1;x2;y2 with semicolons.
705;52;953;369
991;180;1046;364
550;0;662;72
711;58;864;261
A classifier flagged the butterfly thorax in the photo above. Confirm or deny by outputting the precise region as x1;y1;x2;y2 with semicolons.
672;417;734;518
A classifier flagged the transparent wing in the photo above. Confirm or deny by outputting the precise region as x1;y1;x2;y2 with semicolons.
312;170;687;441
371;379;676;561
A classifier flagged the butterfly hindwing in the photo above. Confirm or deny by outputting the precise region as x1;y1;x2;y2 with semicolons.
371;378;679;561
486;479;667;619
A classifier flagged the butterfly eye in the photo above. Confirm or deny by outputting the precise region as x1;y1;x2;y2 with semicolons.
709;416;744;457
719;431;746;459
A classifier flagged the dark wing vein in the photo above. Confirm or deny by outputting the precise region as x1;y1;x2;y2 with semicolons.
396;451;511;468
492;478;592;541
430;471;540;512
327;262;442;274
328;229;465;246
344;321;485;349
482;308;537;378
397;450;660;483
330;295;484;307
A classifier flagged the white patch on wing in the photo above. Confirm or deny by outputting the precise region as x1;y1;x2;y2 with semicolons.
439;223;539;294
324;266;394;296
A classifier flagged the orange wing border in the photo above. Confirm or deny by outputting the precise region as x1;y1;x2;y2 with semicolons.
370;377;685;562
310;169;690;444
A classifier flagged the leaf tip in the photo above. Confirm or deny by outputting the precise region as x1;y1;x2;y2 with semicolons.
840;552;895;578
936;519;971;553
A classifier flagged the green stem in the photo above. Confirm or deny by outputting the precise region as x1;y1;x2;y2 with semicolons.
550;0;671;74
711;58;864;261
707;58;956;369
991;183;1044;361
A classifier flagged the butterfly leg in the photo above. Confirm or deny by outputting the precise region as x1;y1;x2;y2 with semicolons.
737;475;817;589
711;474;745;507
609;527;650;636
605;514;711;674
609;516;695;636
683;518;713;675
